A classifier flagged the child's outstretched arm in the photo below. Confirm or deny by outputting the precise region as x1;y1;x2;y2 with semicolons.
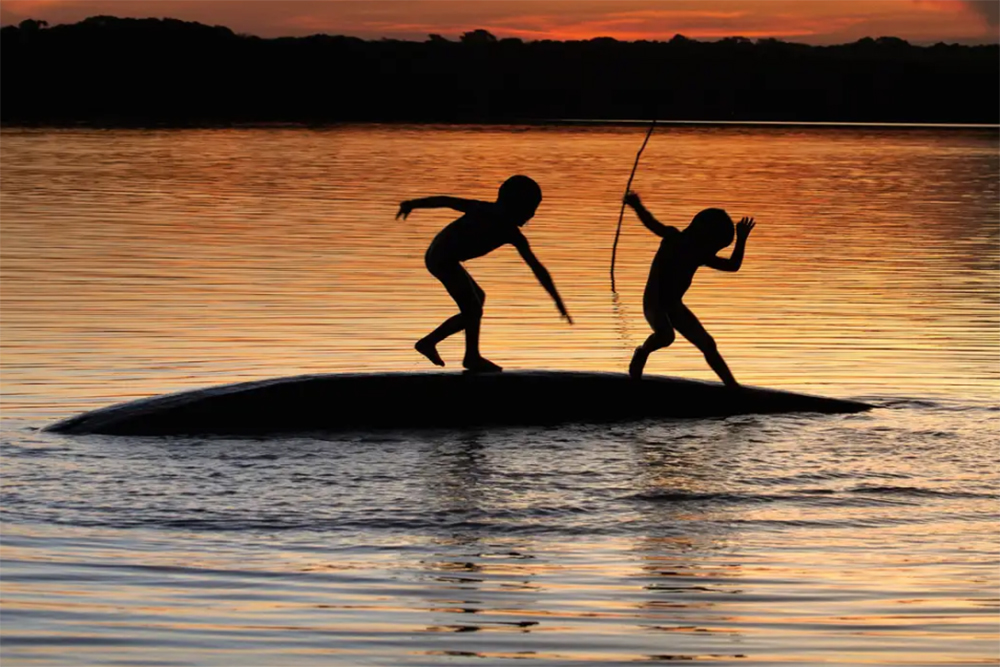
623;191;672;237
396;197;486;219
705;217;756;272
512;234;572;324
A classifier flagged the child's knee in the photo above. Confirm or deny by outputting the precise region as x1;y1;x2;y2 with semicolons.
644;328;674;351
698;334;717;354
461;301;484;319
470;284;486;310
653;329;675;349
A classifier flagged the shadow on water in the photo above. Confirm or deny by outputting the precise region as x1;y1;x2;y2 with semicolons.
626;426;751;656
390;425;756;661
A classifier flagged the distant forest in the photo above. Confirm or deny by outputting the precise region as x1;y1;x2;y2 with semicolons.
2;16;998;125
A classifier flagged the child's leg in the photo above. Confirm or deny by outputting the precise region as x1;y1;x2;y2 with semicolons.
630;307;676;379
457;278;494;369
669;303;739;387
416;314;460;366
418;264;498;370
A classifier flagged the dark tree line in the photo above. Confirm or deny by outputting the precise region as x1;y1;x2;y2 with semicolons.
2;15;997;125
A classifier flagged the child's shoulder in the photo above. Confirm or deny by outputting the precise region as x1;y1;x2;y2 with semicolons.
457;199;496;219
657;226;682;250
466;199;495;210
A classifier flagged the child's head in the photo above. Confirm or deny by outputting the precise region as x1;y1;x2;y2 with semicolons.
497;175;542;225
686;208;735;252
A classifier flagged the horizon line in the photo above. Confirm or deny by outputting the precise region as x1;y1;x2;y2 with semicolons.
4;119;997;131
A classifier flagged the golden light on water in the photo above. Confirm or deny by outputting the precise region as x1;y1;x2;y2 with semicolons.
3;122;999;666
2;125;996;418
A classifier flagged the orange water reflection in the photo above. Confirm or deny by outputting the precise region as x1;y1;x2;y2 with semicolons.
2;125;997;419
4;517;997;665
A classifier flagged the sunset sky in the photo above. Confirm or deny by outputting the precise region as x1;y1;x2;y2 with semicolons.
1;0;998;45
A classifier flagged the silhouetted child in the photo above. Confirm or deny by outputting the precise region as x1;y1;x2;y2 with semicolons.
623;191;755;386
397;175;572;373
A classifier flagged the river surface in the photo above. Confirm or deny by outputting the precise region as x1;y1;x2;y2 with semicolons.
1;123;997;665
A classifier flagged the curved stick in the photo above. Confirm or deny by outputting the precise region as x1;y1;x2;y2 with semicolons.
610;119;656;292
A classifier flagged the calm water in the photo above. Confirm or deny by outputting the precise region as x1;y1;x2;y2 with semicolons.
1;124;998;666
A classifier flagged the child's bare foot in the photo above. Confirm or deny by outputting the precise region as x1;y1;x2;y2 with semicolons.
463;356;503;373
415;339;445;367
629;346;649;380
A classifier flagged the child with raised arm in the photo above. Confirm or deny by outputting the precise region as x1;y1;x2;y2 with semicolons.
623;191;755;385
397;175;572;373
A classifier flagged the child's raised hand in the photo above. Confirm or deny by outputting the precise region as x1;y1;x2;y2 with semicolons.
736;217;756;240
623;191;642;209
396;201;414;220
